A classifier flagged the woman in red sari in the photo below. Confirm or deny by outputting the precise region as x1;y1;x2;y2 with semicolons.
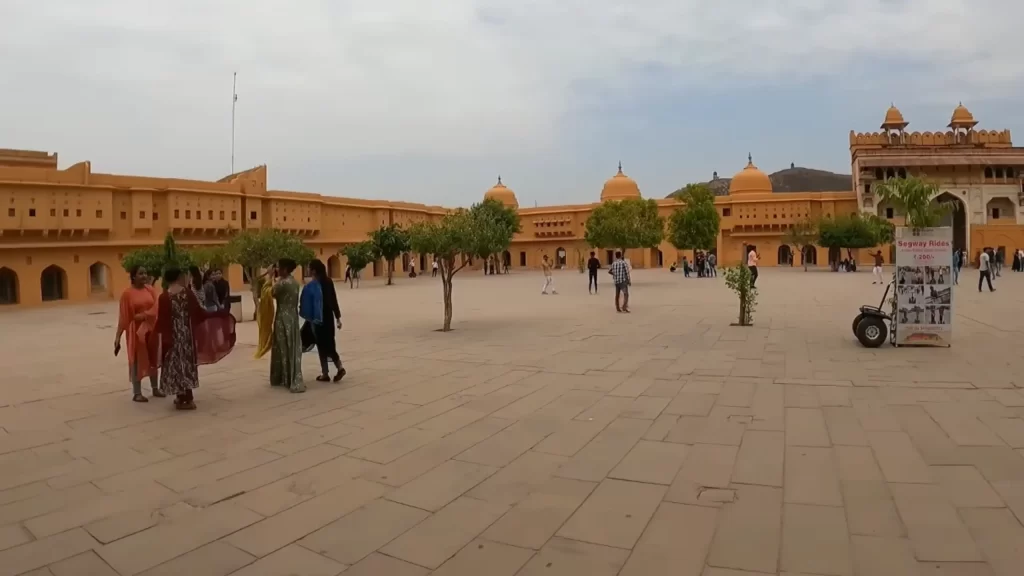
155;267;237;410
115;265;164;403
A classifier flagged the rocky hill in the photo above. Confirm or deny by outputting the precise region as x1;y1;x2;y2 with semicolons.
667;166;853;198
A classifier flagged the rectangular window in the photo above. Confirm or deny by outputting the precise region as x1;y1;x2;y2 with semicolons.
185;210;191;219
723;208;731;217
174;210;180;218
865;184;872;195
153;212;159;221
120;211;127;220
139;211;145;219
886;208;894;219
196;211;201;220
63;209;69;217
50;209;56;217
76;209;82;217
29;208;36;217
992;208;1000;219
231;211;237;220
219;211;225;220
208;210;214;220
96;210;102;218
250;211;257;220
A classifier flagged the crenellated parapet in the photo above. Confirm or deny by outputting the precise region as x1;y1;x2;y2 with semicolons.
850;129;1012;148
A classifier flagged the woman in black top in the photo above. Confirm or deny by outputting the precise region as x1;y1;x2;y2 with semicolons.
309;259;346;382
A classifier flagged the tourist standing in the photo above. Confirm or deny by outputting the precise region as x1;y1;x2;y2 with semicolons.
871;250;885;284
155;267;236;410
309;259;346;382
979;247;995;292
212;269;231;313
541;255;557;294
587;251;600;294
609;251;631;312
432;259;438;278
682;256;691;277
271;258;305;392
708;253;717;277
952;248;961;285
115;266;163;403
747;246;760;287
254;265;276;359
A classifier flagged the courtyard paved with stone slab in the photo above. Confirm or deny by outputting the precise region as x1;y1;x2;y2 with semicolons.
1;267;1023;575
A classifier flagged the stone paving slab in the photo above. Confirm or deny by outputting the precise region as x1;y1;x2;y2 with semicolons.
1;268;1023;575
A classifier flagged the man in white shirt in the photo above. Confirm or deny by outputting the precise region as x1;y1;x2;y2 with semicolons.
979;247;995;292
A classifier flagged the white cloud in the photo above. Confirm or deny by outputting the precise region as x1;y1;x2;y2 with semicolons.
0;0;1020;198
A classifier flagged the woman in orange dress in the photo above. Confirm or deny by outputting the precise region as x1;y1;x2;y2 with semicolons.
114;265;165;403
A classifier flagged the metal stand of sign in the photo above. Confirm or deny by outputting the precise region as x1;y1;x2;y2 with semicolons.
892;227;953;348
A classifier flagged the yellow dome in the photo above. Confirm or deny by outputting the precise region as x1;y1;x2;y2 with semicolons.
948;102;978;129
880;104;908;130
600;163;641;201
728;154;773;195
483;176;518;208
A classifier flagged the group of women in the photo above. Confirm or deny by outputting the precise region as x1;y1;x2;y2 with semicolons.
114;266;237;409
115;257;346;407
255;258;345;393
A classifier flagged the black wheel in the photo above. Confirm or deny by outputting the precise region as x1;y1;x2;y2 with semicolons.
852;313;865;336
855;316;888;348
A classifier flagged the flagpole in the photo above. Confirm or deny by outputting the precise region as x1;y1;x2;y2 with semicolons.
231;72;237;174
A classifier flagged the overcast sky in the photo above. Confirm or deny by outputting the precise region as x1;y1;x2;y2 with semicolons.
2;0;1022;207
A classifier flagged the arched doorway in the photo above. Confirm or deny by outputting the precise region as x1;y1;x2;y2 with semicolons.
556;247;567;268
934;192;967;252
801;245;817;266
777;245;793;266
502;250;511;270
372;259;381;277
41;265;67;302
327;255;341;279
88;262;112;296
655;249;664;268
0;267;18;305
401;253;410;272
420;253;427;272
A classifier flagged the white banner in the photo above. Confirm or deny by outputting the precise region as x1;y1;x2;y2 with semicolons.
894;227;953;347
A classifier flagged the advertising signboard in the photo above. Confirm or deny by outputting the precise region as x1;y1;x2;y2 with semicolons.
894;227;953;347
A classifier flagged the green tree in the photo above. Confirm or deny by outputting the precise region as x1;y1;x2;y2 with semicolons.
783;218;818;271
408;210;475;332
341;241;377;288
121;233;193;287
368;223;410;285
188;246;231;274
723;264;757;326
817;214;879;271
225;229;315;308
875;176;950;231
467;198;521;275
584;198;665;255
864;213;895;245
667;184;720;253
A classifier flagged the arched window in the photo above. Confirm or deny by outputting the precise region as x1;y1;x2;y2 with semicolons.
897;168;907;179
985;167;994;179
886;168;896;180
874;168;883;180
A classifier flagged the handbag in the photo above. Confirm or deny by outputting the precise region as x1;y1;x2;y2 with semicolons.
300;320;317;353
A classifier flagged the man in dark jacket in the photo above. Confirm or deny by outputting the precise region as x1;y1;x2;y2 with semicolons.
587;252;601;294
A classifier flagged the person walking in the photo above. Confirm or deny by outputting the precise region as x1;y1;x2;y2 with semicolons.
952;248;961;285
979;247;996;292
541;255;557;294
609;251;631;312
308;259;346;382
871;250;885;284
747;246;760;287
431;259;438;278
115;266;162;403
587;251;601;294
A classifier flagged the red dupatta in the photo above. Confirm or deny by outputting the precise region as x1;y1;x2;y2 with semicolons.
155;287;237;367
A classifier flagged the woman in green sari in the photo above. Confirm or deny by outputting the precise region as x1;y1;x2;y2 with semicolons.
270;258;304;392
